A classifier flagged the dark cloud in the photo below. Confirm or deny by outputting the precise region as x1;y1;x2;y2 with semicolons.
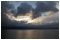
4;21;59;29
1;1;59;26
32;1;59;19
15;3;32;17
10;9;17;15
1;1;14;25
9;1;59;19
1;1;14;14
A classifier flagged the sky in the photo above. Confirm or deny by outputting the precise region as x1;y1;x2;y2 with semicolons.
1;1;59;27
9;1;36;9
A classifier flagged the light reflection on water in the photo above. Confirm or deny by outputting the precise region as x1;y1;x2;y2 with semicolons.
2;29;59;39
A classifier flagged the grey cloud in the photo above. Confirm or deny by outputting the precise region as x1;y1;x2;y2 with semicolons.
32;1;59;19
1;1;59;26
15;3;32;17
1;1;14;14
1;1;14;25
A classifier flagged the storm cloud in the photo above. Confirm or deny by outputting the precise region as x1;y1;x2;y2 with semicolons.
1;1;14;14
1;1;59;26
10;1;59;19
10;9;17;15
15;3;32;17
32;1;59;19
1;1;14;25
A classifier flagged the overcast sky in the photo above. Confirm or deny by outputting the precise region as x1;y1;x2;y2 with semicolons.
1;1;59;27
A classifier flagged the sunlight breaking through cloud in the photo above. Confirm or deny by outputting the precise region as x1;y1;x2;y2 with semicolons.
5;12;45;24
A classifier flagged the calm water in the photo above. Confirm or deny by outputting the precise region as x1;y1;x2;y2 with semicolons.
1;29;59;39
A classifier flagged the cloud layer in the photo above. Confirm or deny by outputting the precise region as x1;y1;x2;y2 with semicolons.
1;1;59;26
32;1;59;19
